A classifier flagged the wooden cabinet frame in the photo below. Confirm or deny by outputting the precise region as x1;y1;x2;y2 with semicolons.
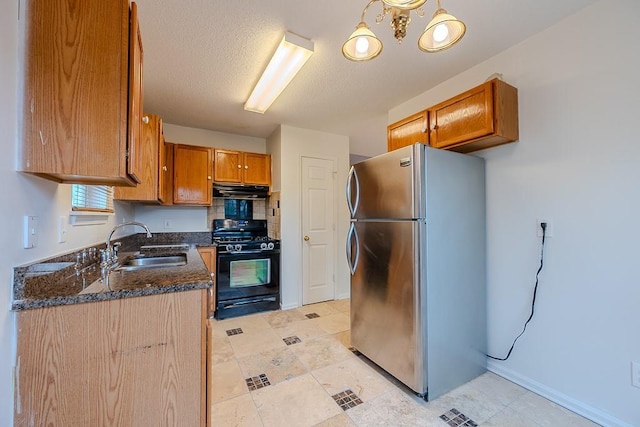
20;0;144;185
213;149;271;187
428;78;519;153
387;78;519;154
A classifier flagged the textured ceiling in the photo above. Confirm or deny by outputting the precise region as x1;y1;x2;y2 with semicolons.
135;0;597;156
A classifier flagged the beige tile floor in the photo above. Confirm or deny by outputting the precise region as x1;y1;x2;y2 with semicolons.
208;300;599;427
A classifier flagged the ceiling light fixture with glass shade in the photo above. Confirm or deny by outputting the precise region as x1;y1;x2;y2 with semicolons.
342;0;465;61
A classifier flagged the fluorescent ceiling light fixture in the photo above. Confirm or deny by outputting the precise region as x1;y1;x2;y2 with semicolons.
244;32;314;114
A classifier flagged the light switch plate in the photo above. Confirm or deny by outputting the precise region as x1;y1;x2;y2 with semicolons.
58;216;68;243
24;215;38;248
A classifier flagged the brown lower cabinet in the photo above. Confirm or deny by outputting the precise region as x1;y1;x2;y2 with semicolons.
14;290;207;426
197;247;217;318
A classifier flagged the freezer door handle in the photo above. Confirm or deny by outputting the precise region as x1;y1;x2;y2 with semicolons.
346;166;360;217
346;222;360;275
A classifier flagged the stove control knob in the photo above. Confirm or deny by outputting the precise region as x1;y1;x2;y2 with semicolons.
235;244;242;252
226;244;234;252
267;242;275;250
260;243;268;250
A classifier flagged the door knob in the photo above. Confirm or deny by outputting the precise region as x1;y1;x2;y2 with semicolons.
304;235;310;241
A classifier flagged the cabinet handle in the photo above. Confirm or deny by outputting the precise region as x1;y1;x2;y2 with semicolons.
207;176;212;180
421;127;427;133
237;165;242;169
162;166;167;172
142;116;149;124
245;165;249;169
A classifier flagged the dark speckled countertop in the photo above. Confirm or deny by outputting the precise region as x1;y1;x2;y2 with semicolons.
12;232;216;311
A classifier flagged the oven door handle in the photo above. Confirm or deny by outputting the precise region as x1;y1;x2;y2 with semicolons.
220;249;279;255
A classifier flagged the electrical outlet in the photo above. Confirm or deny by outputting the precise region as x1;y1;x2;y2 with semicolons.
632;361;640;388
536;219;553;237
164;219;173;229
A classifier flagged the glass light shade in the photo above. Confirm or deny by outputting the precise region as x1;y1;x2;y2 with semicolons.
342;22;383;61
418;9;466;52
244;32;314;114
381;0;427;10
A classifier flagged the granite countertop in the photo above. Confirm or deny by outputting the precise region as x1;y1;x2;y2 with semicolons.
12;233;215;311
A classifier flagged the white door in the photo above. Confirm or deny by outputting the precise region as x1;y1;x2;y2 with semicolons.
301;156;335;305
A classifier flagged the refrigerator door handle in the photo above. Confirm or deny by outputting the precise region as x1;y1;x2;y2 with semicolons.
346;222;360;275
346;166;360;217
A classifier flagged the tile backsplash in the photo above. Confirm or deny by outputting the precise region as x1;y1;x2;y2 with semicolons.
207;198;270;223
267;192;280;239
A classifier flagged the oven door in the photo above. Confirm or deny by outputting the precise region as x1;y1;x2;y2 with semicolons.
216;250;280;304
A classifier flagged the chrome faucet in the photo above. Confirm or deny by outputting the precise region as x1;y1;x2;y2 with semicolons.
100;221;152;289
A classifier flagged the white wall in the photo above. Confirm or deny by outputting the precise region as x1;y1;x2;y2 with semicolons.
163;123;266;152
390;0;639;425
1;2;136;424
134;205;210;232
267;125;351;309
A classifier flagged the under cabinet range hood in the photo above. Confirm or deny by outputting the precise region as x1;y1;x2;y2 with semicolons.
213;183;269;199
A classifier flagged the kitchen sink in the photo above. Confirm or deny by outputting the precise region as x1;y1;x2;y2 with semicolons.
115;253;187;271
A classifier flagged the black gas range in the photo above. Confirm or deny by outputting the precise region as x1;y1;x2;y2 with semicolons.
212;219;280;319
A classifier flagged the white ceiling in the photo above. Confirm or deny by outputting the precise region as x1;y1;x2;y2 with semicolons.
134;0;597;157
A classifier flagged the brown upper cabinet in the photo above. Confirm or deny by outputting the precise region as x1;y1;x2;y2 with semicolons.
114;114;171;203
127;2;144;183
428;78;519;153
19;0;144;185
387;111;428;152
173;144;212;205
213;149;271;186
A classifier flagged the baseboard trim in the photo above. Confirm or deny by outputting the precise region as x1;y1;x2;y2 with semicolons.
487;362;633;427
280;302;298;311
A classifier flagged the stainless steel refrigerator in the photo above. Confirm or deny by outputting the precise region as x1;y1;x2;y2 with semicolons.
346;143;487;400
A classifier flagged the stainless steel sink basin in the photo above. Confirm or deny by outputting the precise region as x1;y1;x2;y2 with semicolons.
115;253;187;271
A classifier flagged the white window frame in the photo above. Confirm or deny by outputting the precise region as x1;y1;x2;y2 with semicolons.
71;184;115;212
70;184;114;226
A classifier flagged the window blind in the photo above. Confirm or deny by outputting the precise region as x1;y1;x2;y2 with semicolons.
71;185;114;212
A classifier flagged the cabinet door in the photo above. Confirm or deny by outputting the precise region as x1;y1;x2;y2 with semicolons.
213;149;242;183
173;144;212;205
197;247;217;318
428;81;494;149
243;153;271;185
157;118;169;204
127;2;144;183
198;247;217;274
14;291;205;426
387;111;428;152
20;0;134;185
162;142;174;205
114;113;159;202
